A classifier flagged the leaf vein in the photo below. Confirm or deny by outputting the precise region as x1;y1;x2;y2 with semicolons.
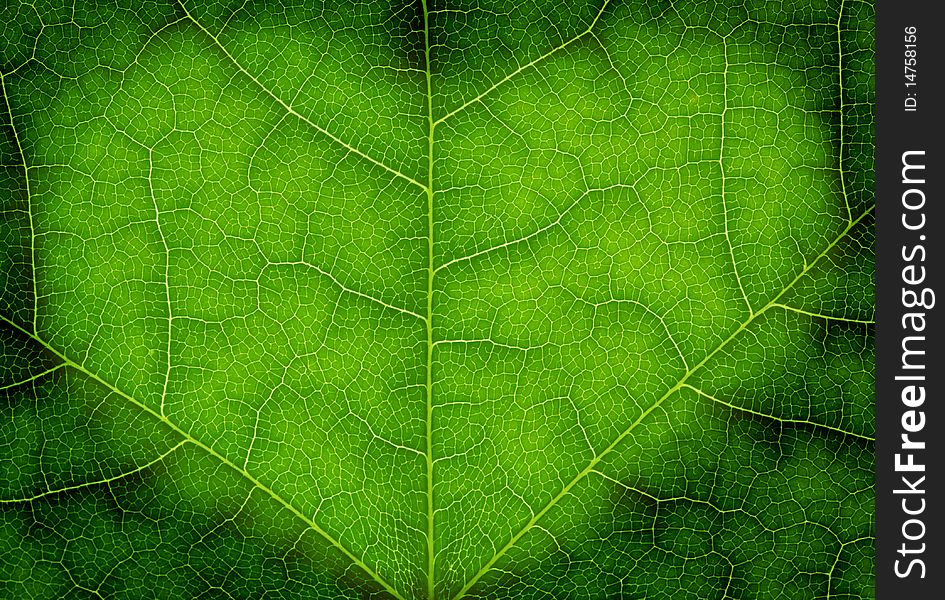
0;441;189;505
178;1;428;193
0;313;408;600
682;383;874;442
450;204;874;600
434;0;613;126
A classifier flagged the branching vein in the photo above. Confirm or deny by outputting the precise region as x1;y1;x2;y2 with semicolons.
178;1;428;193
450;204;874;599
0;312;408;600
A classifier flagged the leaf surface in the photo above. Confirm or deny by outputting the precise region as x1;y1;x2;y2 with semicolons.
0;1;874;598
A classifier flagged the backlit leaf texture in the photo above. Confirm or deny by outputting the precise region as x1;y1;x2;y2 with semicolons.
1;1;874;598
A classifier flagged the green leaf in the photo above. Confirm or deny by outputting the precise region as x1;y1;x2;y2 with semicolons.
1;1;874;598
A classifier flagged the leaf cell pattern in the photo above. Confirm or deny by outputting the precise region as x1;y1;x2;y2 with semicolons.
1;1;874;599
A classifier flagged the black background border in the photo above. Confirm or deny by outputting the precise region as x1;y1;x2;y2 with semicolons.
875;0;943;597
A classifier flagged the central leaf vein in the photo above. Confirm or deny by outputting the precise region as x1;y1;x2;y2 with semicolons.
422;1;437;599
